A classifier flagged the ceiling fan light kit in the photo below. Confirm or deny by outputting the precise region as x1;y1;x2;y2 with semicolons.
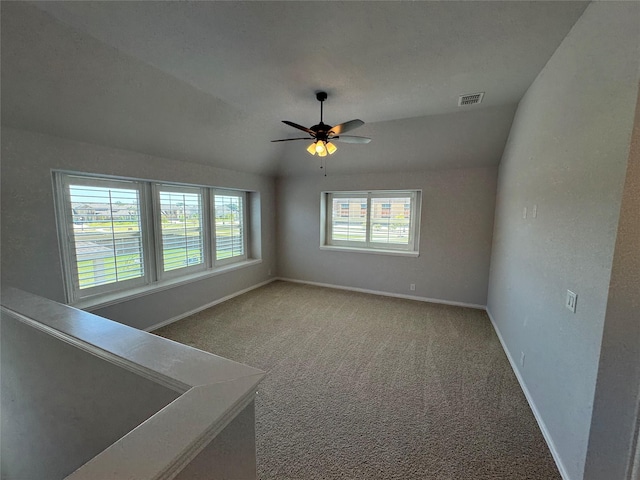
307;139;337;157
272;91;371;159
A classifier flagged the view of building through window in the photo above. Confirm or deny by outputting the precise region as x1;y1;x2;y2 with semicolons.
159;189;204;272
332;196;367;242
330;193;415;248
56;172;253;303
214;194;245;261
370;198;411;245
69;184;144;289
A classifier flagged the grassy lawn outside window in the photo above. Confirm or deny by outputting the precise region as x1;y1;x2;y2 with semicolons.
54;172;254;304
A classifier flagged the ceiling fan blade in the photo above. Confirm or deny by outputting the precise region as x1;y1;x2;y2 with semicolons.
282;120;314;135
332;135;371;144
329;119;364;135
271;137;313;143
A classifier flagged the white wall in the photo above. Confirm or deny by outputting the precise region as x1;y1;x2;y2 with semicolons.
277;167;497;306
173;402;257;480
584;81;640;480
0;127;276;330
487;3;640;479
1;312;180;479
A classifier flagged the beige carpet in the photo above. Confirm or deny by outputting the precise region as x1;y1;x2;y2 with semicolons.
153;280;560;480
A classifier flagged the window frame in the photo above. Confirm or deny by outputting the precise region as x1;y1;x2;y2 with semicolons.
212;189;248;267
327;193;370;248
322;190;421;255
54;171;257;306
55;174;154;303
153;183;210;280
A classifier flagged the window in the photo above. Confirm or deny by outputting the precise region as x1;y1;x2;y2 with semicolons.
322;190;420;254
156;185;206;276
58;176;149;295
55;172;257;304
213;190;247;265
330;195;368;243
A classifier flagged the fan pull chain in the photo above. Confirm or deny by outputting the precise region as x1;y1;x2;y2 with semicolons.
318;156;327;176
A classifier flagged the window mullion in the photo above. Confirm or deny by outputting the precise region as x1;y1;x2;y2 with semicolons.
241;192;248;259
326;193;333;244
408;192;416;251
149;183;162;282
203;188;213;269
365;193;372;247
210;189;217;267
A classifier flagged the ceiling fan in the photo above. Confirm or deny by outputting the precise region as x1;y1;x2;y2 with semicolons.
271;91;371;157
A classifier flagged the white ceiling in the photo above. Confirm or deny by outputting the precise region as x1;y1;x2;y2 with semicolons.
1;1;589;176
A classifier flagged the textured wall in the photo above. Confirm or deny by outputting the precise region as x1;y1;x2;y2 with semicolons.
487;3;640;479
0;127;277;330
276;167;497;306
173;402;257;480
584;85;640;480
0;313;180;479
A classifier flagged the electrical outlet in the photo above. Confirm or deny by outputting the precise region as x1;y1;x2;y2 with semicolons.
566;290;577;313
520;352;525;368
532;204;537;218
523;207;527;219
410;284;416;291
268;269;272;276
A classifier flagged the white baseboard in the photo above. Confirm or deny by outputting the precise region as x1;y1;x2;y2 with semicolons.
485;308;571;480
144;278;277;332
277;277;486;310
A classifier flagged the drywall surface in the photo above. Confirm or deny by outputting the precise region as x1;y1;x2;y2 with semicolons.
173;401;257;480
0;127;276;329
0;312;180;480
277;167;497;306
487;3;640;479
583;85;640;480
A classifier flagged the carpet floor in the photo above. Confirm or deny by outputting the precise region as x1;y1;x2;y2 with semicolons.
153;280;560;480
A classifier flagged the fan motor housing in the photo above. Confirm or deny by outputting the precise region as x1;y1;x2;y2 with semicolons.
270;90;369;145
310;122;332;141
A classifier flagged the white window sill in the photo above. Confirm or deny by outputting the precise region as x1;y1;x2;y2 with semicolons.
74;259;263;311
320;245;419;257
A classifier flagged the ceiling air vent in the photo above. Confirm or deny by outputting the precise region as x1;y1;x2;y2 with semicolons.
458;92;484;107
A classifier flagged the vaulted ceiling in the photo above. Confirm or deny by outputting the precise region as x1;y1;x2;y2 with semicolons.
1;1;588;176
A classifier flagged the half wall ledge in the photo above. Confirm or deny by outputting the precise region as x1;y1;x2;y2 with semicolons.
1;286;265;480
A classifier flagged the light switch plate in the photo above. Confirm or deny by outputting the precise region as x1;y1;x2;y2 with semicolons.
566;290;577;313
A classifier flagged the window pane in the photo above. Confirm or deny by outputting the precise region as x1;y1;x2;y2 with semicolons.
215;194;244;260
332;197;367;242
370;197;411;245
159;190;204;272
69;184;144;289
